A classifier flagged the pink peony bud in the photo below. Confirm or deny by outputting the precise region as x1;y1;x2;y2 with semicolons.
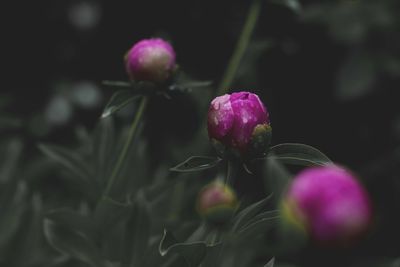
197;181;238;224
207;92;271;157
282;165;373;245
125;38;176;82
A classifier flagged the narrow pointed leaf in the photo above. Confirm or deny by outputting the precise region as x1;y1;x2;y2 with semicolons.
159;229;210;267
264;257;275;267
236;216;278;240
0;182;27;251
124;191;150;267
46;209;95;240
93;117;115;185
93;197;131;232
170;81;213;92
101;90;140;118
272;0;301;13
243;210;280;229
102;80;133;88
170;156;222;172
38;144;91;184
264;157;292;206
231;194;273;232
268;143;332;167
43;219;105;267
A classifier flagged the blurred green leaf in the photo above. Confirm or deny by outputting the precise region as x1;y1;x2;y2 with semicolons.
159;229;214;267
235;216;277;240
0;182;28;253
102;80;133;88
8;194;50;267
170;156;222;172
264;257;275;267
169;81;213;92
43;219;105;267
101;90;141;118
38;144;92;181
92;117;115;185
124;191;150;267
243;210;280;230
93;197;131;234
231;194;273;232
0;138;23;183
46;209;95;241
263;157;292;206
272;0;301;14
185;223;209;243
268;143;332;166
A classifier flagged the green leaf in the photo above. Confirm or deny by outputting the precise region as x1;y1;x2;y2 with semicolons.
38;144;92;184
43;219;105;267
272;0;301;14
93;117;115;185
159;229;212;267
46;209;95;241
0;182;27;252
170;81;213;92
243;210;280;229
170;156;222;172
264;157;292;206
101;90;141;118
102;80;133;88
236;216;278;240
93;197;131;233
0;138;23;183
264;257;275;267
124;191;150;267
231;194;273;232
268;143;332;167
9;194;47;267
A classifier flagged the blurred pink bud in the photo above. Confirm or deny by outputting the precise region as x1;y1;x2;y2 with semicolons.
197;181;238;224
282;165;373;245
125;38;176;82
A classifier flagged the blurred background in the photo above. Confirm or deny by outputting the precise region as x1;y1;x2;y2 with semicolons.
4;0;400;166
2;0;400;266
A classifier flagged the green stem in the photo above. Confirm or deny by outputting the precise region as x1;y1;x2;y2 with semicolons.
102;96;148;198
224;160;236;186
217;0;263;95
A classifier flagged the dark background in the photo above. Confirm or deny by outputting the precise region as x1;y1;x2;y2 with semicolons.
5;0;400;166
2;0;400;266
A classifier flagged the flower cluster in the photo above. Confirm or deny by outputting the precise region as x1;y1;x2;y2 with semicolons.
124;38;374;247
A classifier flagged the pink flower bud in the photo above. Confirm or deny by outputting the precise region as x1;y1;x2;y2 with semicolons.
125;38;176;82
207;92;271;157
197;181;238;224
282;165;373;245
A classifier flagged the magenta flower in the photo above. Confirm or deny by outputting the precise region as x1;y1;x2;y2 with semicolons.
197;181;238;224
125;38;176;82
282;165;373;245
207;92;270;156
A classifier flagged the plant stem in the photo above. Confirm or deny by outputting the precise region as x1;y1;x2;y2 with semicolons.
217;0;263;95
102;96;148;198
225;160;235;186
